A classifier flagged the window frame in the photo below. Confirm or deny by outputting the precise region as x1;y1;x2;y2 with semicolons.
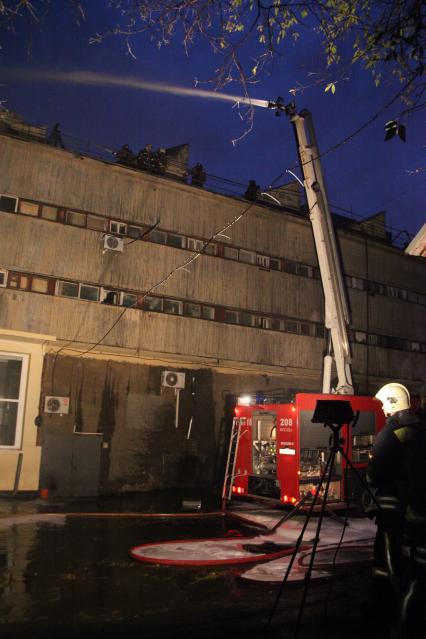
109;220;127;236
0;352;29;449
0;194;18;213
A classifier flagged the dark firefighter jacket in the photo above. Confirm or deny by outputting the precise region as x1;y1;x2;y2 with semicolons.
366;409;426;527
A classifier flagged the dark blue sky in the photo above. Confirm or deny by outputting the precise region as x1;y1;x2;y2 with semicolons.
0;4;424;239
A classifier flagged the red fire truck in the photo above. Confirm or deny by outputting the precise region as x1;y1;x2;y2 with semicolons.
223;102;386;507
227;393;384;505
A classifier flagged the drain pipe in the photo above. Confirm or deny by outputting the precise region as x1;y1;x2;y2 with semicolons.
12;452;23;496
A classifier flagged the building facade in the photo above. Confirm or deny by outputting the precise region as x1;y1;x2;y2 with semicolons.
0;127;425;496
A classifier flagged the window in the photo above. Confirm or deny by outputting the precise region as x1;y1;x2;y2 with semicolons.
410;342;420;352
271;319;283;331
223;246;239;260
256;255;270;269
143;296;163;312
101;289;119;305
202;306;214;320
300;323;311;336
66;210;86;227
184;303;201;318
239;250;256;264
386;286;399;298
257;317;271;329
269;257;281;271
368;334;379;346
80;285;100;302
0;195;17;213
0;353;28;448
314;324;325;338
8;273;29;289
149;230;167;244
239;312;253;326
283;260;297;274
87;215;107;232
204;243;216;255
31;277;49;294
110;220;127;235
57;281;79;298
407;291;418;303
351;277;364;290
187;238;204;252
19;200;39;216
41;205;58;221
354;331;367;344
0;269;7;287
121;293;138;308
128;225;142;239
225;310;238;324
297;264;313;278
164;299;183;315
286;320;299;333
166;233;186;249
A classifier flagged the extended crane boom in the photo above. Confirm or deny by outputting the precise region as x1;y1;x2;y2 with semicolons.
269;99;354;394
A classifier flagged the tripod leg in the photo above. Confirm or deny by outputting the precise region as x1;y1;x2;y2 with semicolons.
340;450;381;511
264;451;334;632
294;449;336;639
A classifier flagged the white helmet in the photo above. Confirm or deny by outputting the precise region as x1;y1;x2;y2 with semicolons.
375;383;410;415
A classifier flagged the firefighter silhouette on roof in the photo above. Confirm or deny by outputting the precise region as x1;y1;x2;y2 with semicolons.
47;123;65;149
190;163;206;187
114;144;135;165
244;180;260;201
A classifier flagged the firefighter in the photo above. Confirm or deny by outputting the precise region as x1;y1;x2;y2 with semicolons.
190;163;206;187
366;383;425;636
47;123;65;149
114;144;135;165
244;179;260;201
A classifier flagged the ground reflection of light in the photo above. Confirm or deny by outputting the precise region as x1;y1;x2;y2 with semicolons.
3;68;271;109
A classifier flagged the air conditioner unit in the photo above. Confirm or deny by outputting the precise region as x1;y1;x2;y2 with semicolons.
161;371;186;389
103;235;124;252
44;396;70;414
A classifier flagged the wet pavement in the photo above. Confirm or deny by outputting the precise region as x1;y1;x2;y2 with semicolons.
0;492;381;639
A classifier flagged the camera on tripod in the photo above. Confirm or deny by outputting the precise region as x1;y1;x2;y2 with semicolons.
311;400;354;427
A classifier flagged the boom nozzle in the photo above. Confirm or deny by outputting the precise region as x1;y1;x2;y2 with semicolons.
267;97;296;117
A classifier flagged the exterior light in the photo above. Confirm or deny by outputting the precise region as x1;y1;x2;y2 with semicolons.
237;395;252;406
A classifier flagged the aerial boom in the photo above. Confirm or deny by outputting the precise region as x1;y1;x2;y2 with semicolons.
269;100;354;394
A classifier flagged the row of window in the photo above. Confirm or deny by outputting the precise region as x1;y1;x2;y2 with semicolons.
1;266;425;354
1;192;425;306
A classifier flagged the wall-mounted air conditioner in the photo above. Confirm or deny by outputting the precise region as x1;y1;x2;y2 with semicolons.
161;371;186;389
103;235;124;252
44;396;70;414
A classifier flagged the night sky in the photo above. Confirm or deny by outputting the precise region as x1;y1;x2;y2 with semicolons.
0;3;424;239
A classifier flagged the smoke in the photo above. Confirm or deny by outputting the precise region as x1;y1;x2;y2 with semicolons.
2;68;271;109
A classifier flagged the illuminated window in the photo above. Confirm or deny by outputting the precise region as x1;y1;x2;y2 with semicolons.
164;299;183;315
0;195;17;213
19;200;39;216
41;205;58;221
9;273;29;290
66;210;86;227
0;353;29;448
87;215;107;231
31;277;49;294
80;284;99;302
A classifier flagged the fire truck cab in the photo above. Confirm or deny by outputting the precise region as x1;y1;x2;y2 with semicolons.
231;393;385;505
